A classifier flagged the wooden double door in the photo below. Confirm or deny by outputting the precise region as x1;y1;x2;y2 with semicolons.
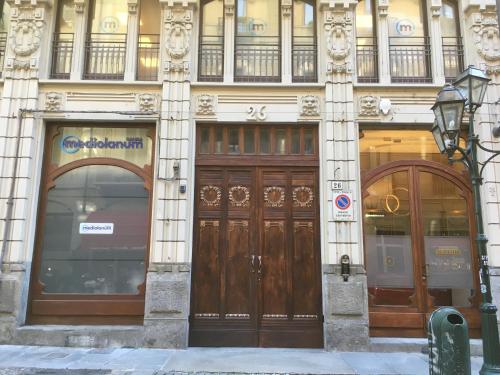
190;166;323;347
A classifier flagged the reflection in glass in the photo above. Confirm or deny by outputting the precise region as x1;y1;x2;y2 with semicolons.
420;172;474;307
39;166;148;294
260;128;270;154
228;128;240;154
293;0;316;81
304;129;314;155
244;128;255;154
275;129;286;154
137;0;161;81
364;172;415;306
291;128;300;154
199;0;224;81
200;128;210;154
215;127;223;154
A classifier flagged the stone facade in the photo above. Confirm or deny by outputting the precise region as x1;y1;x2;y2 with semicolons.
0;0;498;350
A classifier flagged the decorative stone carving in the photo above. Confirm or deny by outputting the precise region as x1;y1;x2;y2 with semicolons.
326;62;352;75
379;98;392;115
224;0;235;16
196;94;217;115
229;186;250;208
264;187;285;208
282;0;292;17
293;187;314;208
10;20;42;56
377;0;388;17
472;13;500;62
430;0;441;17
200;186;222;207
128;0;138;13
74;0;85;13
483;64;500;75
164;7;193;60
45;92;63;111
300;95;320;117
325;13;352;60
138;93;157;112
359;96;379;116
164;61;190;73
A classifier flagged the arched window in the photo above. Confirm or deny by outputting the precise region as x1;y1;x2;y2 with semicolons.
292;0;316;82
199;0;224;81
355;0;377;82
388;0;431;83
441;0;463;82
235;0;280;82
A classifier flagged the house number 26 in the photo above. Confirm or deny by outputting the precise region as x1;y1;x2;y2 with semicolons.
247;106;267;121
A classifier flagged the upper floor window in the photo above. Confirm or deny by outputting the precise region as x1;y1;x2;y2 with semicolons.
441;0;463;82
355;0;377;82
292;0;317;82
84;0;129;80
137;0;161;81
51;0;74;79
388;0;431;83
199;0;224;82
235;0;280;82
0;0;10;77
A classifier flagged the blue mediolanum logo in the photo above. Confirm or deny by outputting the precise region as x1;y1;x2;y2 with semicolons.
60;135;144;154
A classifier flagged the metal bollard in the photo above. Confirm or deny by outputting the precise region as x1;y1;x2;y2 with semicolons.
428;307;471;375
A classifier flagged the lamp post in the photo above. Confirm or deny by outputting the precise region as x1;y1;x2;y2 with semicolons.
431;65;500;375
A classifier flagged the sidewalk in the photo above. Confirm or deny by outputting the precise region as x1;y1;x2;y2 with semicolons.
0;345;484;375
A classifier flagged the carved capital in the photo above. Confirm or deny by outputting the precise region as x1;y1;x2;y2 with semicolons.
482;63;500;76
377;0;388;17
128;0;138;13
430;0;442;17
74;0;85;13
224;0;235;16
282;0;292;17
326;61;352;78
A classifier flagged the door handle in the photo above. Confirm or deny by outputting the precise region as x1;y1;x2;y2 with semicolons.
250;255;256;273
422;264;429;281
257;256;262;280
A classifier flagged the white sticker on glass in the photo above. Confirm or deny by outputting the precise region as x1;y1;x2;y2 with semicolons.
79;223;114;235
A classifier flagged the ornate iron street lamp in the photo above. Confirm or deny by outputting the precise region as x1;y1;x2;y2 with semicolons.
431;65;500;375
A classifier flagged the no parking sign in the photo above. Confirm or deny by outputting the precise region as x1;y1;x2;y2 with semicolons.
333;191;354;221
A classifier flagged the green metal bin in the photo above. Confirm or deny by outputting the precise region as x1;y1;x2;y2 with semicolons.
428;307;471;375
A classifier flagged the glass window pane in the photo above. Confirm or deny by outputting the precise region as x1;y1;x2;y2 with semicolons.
388;0;425;38
304;129;314;155
356;0;374;37
440;1;459;38
90;0;128;34
364;171;415;306
244;128;255;154
55;0;75;33
52;127;153;169
39;165;148;294
228;128;240;154
0;2;10;33
200;128;210;154
291;128;300;154
139;0;160;34
275;129;287;154
359;130;465;175
420;172;474;307
260;128;270;154
215;127;223;154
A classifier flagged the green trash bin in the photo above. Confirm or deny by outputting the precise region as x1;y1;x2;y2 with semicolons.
428;307;471;375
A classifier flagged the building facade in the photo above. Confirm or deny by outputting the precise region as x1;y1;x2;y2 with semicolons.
0;0;499;350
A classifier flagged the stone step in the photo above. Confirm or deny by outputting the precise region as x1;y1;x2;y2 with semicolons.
369;337;483;356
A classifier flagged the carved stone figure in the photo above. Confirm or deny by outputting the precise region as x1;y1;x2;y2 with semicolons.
138;94;157;112
45;92;62;111
473;14;500;62
359;96;379;116
196;94;216;115
10;20;42;57
300;95;320;116
325;14;352;61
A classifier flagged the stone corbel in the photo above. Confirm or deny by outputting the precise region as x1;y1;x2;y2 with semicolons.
377;0;388;17
224;0;235;16
319;0;357;11
128;0;138;13
282;0;292;17
430;0;442;17
159;0;197;9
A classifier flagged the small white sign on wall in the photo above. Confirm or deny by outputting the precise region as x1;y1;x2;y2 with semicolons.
79;223;114;235
333;191;355;222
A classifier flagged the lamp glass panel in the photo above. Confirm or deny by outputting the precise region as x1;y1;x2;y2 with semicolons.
432;126;446;154
441;102;463;133
454;79;469;106
433;107;446;133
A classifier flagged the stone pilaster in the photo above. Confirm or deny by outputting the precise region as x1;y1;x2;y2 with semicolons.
145;0;197;348
320;0;368;351
223;0;235;83
429;0;445;85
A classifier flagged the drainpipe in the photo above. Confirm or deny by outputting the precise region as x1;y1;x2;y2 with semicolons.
0;109;25;274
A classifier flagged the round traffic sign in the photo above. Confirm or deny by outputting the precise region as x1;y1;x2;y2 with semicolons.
335;194;351;210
